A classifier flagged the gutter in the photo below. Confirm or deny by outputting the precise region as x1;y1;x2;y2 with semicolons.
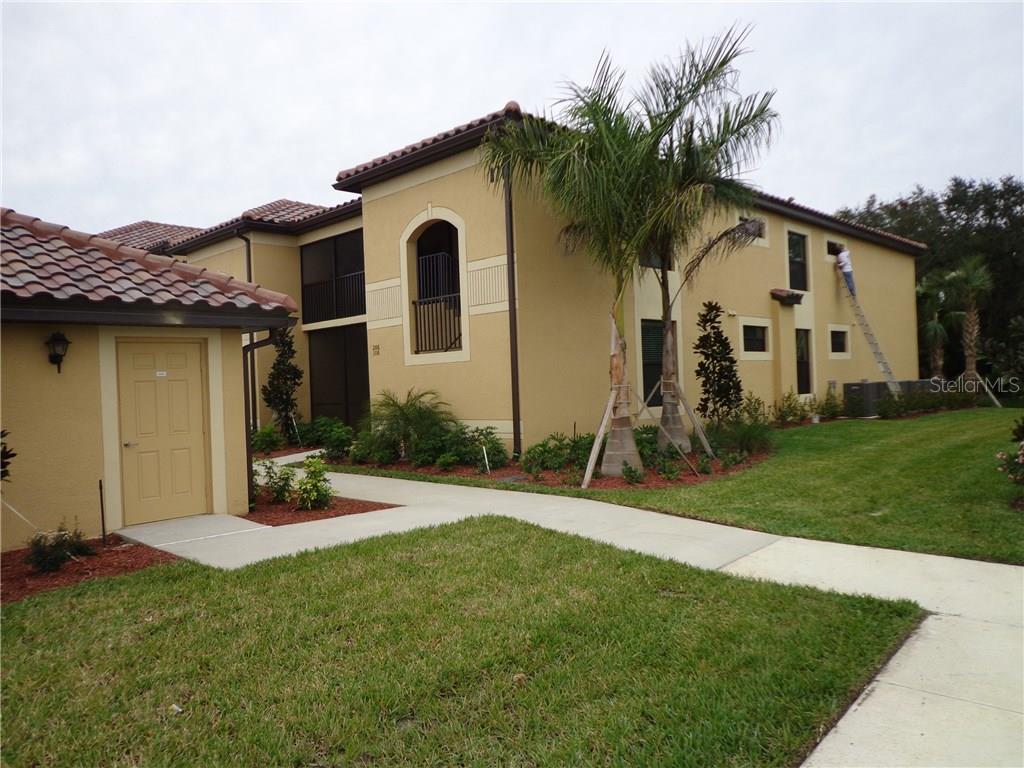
503;166;522;456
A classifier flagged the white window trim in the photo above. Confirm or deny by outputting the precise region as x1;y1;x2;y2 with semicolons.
399;206;471;366
738;316;772;361
737;213;769;248
827;323;852;360
784;223;813;293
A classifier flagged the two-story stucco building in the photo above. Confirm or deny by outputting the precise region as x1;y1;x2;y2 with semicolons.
104;102;924;456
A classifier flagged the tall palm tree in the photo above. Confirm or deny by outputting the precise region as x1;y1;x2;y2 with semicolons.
917;272;961;379
946;255;993;381
635;27;777;448
481;56;661;475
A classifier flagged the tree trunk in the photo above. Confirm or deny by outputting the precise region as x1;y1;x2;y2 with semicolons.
929;343;945;380
601;305;642;477
656;265;690;452
963;301;980;381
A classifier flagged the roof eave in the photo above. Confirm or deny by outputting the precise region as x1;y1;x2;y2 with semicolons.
753;195;926;256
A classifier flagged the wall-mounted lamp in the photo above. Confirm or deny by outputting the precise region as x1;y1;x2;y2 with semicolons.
45;332;71;373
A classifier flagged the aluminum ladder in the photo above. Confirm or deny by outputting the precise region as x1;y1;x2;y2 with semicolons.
843;281;902;397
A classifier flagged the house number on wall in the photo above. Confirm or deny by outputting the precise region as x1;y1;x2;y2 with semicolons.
155;371;168;377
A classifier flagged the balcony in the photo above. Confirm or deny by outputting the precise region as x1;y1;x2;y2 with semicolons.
302;271;366;324
412;292;461;353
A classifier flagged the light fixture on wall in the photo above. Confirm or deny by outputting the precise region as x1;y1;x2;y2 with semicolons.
45;332;71;373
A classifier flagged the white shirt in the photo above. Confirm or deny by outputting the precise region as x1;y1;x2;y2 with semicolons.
837;249;853;273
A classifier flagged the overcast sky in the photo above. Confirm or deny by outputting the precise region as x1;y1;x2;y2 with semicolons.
2;2;1021;234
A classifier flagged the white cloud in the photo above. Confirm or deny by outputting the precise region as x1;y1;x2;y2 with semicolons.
2;1;1021;233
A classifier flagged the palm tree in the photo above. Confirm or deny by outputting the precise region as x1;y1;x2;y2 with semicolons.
635;28;777;448
481;56;662;475
946;255;993;381
917;273;961;379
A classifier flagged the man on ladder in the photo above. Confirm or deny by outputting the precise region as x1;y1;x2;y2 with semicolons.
835;243;856;296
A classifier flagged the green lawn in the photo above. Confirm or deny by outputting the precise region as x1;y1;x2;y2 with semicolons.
2;517;921;767
326;409;1024;564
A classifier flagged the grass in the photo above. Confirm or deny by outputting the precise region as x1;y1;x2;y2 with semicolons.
325;409;1024;564
2;517;922;767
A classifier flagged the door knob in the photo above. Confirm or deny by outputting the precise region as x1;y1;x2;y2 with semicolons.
122;442;138;448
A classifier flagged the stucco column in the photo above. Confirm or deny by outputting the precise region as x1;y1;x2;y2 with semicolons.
773;302;797;399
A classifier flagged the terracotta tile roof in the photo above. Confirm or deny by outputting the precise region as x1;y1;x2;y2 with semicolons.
755;192;927;253
1;208;297;314
169;198;362;252
97;220;203;252
333;102;522;192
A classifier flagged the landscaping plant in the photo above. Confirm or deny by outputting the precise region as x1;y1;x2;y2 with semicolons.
694;301;743;423
818;388;844;419
1;428;16;481
25;524;93;573
995;442;1024;486
621;461;645;485
772;390;808;425
260;328;304;443
320;422;355;463
251;425;283;454
295;457;332;510
257;460;296;503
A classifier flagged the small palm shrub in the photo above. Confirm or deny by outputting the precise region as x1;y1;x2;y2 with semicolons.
708;393;774;455
251;425;283;454
295;457;332;510
567;433;598;470
25;525;94;573
369;389;456;461
257;460;296;503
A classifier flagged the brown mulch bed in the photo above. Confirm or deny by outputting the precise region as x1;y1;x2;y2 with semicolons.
254;446;322;460
243;493;397;527
354;452;769;490
1;535;177;605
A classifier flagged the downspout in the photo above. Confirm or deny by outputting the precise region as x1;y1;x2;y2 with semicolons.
237;231;258;431
503;165;522;456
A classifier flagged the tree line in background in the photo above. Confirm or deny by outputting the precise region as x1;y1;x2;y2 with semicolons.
837;176;1024;383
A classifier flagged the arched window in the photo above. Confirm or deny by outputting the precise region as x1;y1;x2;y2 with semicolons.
411;221;461;353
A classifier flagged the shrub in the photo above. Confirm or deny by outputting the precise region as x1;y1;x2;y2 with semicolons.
995;442;1024;485
25;525;94;573
772;390;808;426
251;425;283;454
876;393;907;420
295;457;332;510
710;394;774;455
818;388;843;419
621;461;644;485
1013;418;1024;444
294;420;318;446
633;425;662;467
560;467;584;487
693;301;743;422
1;428;16;481
521;433;572;477
656;456;681;481
567;432;599;470
721;450;749;470
257;460;296;503
435;452;459;472
321;422;355;462
468;426;509;471
260;328;304;443
367;389;456;461
697;455;712;475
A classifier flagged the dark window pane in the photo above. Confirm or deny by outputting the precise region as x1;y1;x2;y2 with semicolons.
334;230;364;276
795;329;812;394
301;239;334;285
831;330;848;353
788;232;808;291
301;230;365;324
641;319;665;406
413;221;461;353
743;324;767;352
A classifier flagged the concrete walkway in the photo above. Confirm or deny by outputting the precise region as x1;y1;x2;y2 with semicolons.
120;469;1024;767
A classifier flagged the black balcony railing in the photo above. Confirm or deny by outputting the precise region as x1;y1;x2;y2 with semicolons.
302;271;366;324
412;293;461;353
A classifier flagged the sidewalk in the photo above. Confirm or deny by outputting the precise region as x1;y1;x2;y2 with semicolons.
120;469;1024;767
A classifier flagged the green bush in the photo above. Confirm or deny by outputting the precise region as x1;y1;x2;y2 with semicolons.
295;457;332;510
257;460;296;503
1012;417;1024;444
721;450;749;470
559;467;584;487
321;422;355;462
656;456;681;481
25;525;94;573
621;461;645;485
697;455;712;475
995;442;1024;485
468;426;510;471
772;390;808;426
434;452;459;472
251;425;284;454
633;425;662;467
521;433;572;477
366;389;456;461
294;421;318;446
567;433;598;470
818;388;843;419
709;394;775;455
876;394;907;420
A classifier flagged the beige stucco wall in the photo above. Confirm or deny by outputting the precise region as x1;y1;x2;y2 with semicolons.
1;324;105;550
1;323;250;551
361;151;514;434
630;209;919;409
